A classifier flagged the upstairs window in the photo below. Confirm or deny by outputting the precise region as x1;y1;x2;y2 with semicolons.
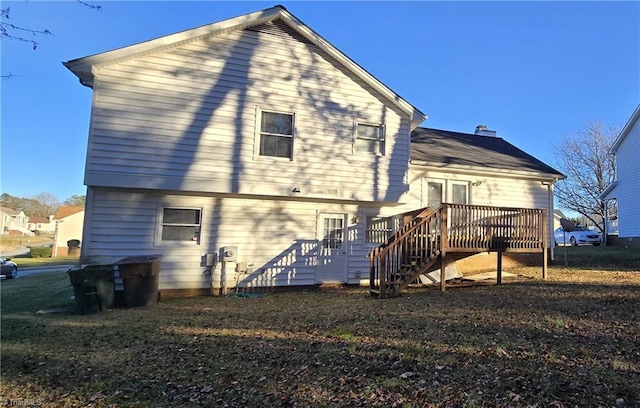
259;110;294;159
161;208;201;243
355;123;385;155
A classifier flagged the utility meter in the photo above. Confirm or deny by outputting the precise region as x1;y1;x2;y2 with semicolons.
222;246;238;262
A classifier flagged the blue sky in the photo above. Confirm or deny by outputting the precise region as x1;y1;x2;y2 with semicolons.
1;1;638;202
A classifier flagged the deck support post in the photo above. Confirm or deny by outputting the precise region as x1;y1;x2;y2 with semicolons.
496;251;502;285
440;252;447;292
542;209;548;280
542;247;548;280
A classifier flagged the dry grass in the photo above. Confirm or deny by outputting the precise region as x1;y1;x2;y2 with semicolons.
1;246;639;407
0;235;53;251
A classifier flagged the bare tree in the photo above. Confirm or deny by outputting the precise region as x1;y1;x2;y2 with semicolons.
1;1;101;78
553;121;619;232
31;192;60;217
63;194;86;207
0;6;52;50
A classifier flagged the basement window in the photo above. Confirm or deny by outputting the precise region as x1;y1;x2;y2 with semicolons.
161;208;201;243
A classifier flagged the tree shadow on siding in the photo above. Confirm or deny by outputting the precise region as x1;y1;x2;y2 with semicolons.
91;17;416;289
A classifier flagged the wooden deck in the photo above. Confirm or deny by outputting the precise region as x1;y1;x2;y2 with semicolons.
369;203;547;298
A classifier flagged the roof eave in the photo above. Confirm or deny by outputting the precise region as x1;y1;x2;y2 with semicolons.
610;104;640;154
63;5;427;122
410;161;566;181
599;181;617;199
275;7;425;122
63;6;286;88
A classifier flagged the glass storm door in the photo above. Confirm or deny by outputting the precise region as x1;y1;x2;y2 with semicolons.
316;213;347;283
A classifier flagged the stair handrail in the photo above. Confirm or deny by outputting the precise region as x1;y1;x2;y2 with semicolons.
376;206;434;250
369;206;444;297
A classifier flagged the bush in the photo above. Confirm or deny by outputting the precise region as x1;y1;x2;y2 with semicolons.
30;246;52;258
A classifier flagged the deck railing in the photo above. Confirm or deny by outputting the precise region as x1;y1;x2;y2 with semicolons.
445;204;546;252
369;203;547;298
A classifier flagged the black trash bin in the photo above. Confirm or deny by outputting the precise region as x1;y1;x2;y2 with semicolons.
68;264;115;314
67;239;81;257
116;255;163;308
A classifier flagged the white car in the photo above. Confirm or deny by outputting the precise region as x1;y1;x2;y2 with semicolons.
0;257;18;279
554;226;602;246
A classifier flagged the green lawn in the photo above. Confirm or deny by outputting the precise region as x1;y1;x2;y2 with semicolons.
10;255;79;268
1;247;639;407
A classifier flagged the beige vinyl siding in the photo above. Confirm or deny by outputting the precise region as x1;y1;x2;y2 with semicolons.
389;168;555;246
86;24;410;203
85;188;383;290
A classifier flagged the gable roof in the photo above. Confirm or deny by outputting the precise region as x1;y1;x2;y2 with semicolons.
29;217;51;224
410;128;565;180
610;104;640;154
0;207;23;216
63;5;426;128
54;206;85;220
554;209;567;219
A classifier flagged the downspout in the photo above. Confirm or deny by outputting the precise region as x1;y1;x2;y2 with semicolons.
547;180;557;261
602;199;609;245
79;186;93;264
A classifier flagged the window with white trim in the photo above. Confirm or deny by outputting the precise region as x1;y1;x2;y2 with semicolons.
365;216;393;243
451;182;469;204
161;208;201;243
355;123;385;155
259;110;294;159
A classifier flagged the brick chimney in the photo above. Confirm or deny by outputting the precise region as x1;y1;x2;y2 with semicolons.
474;125;496;137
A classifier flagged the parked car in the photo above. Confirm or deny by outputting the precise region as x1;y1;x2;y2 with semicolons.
0;257;18;279
554;226;602;246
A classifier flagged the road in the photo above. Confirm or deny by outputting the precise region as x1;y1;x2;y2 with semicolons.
18;265;75;278
1;246;74;279
2;247;30;257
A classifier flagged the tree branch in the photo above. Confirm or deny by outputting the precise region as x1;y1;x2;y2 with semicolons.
0;7;52;50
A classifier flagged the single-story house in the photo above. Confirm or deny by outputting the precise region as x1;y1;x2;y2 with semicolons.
52;206;85;257
28;216;56;235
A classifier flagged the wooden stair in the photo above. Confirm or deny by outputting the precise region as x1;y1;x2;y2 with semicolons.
369;203;548;298
369;207;443;298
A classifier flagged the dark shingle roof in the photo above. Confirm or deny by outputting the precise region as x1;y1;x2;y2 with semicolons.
411;127;564;178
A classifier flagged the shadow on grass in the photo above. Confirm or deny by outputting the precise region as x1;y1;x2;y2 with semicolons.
1;274;639;407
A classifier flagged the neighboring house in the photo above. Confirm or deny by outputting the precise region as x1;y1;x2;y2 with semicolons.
64;5;563;295
553;210;567;230
52;206;85;257
28;216;56;235
0;207;33;236
600;104;640;246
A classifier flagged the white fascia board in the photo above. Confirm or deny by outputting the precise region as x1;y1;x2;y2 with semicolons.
409;161;565;182
63;5;428;125
63;6;285;87
599;181;617;200
610;104;640;154
276;8;426;124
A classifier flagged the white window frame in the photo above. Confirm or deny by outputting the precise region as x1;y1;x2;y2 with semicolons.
424;178;445;209
450;181;470;204
354;121;385;156
255;107;296;161
155;206;203;247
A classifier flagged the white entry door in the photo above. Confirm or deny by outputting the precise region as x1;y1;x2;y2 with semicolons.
316;213;347;283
